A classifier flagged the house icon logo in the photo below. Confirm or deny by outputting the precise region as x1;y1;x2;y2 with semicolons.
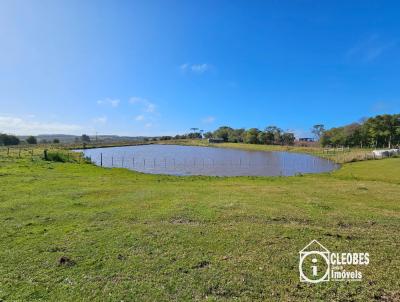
299;240;330;283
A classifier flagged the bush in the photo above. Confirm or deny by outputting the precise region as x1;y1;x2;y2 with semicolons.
0;133;20;146
26;136;37;144
45;152;69;162
44;151;87;163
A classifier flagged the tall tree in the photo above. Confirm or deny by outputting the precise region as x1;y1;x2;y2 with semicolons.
311;124;325;141
244;128;260;144
264;126;282;145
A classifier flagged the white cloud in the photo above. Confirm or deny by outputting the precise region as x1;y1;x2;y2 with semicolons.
202;116;216;124
92;116;107;124
97;98;120;107
135;115;145;121
129;97;159;130
145;103;156;113
180;63;212;74
180;63;189;71
129;97;157;113
0;115;82;135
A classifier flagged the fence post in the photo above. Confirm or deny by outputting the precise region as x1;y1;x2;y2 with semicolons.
44;149;48;160
100;153;103;167
7;148;9;156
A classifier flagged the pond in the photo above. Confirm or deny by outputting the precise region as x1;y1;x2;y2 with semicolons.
76;144;339;177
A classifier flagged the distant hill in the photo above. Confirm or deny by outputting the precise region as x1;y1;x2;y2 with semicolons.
17;134;150;143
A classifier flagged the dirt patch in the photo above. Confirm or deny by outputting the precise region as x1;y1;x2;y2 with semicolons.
58;256;75;266
191;260;210;269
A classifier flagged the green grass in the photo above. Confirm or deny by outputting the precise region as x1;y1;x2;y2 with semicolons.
0;149;399;301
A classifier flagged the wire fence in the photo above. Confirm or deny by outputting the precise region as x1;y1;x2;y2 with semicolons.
83;152;342;176
1;146;397;167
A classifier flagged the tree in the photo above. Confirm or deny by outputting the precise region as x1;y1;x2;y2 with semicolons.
160;136;172;140
228;128;245;143
203;132;213;139
213;126;234;142
26;136;37;144
281;132;295;145
174;134;187;139
0;134;20;146
264;126;282;145
187;132;202;139
244;128;260;144
311;124;325;141
81;134;91;142
257;131;266;145
53;138;60;144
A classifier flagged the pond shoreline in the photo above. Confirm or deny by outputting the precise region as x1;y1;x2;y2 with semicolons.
67;139;375;164
77;144;340;177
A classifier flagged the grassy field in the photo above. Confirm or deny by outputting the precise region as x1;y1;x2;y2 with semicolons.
0;147;399;301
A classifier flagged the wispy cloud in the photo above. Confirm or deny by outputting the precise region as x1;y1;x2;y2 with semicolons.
130;97;159;129
134;115;145;121
202;116;216;124
346;34;396;62
97;98;120;107
92;116;107;124
129;97;157;113
180;63;212;74
0;115;82;135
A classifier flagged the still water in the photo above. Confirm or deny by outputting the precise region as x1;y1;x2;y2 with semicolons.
77;144;339;176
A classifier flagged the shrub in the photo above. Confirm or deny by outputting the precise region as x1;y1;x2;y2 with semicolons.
44;151;87;163
26;136;37;144
0;133;20;146
45;152;69;162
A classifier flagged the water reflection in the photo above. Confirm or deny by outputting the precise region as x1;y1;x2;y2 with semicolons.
76;144;339;176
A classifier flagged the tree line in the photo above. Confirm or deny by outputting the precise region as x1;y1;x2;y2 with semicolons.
208;126;296;145
320;114;400;148
177;126;295;145
2;113;398;148
0;134;60;146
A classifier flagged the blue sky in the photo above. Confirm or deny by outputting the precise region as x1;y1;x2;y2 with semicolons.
0;0;399;136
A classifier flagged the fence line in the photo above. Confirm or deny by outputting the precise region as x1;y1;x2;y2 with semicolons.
87;153;339;174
